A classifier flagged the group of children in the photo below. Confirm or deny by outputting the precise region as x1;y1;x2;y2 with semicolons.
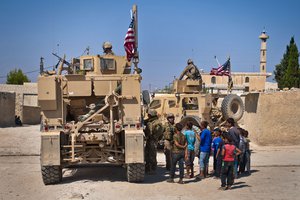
167;117;251;190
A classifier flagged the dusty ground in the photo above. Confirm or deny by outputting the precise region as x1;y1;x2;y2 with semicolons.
0;125;300;200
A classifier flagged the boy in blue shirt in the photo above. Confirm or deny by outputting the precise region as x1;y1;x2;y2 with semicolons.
212;128;223;177
184;121;196;178
197;121;212;179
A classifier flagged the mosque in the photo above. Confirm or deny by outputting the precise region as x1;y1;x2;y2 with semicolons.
200;30;277;93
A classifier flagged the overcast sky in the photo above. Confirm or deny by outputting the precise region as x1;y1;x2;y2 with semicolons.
0;0;299;90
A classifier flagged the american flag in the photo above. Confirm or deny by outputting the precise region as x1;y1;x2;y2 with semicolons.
124;17;135;61
210;58;231;76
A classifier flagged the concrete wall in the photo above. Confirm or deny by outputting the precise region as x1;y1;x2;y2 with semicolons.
0;92;15;127
0;83;37;120
242;91;300;145
22;106;41;125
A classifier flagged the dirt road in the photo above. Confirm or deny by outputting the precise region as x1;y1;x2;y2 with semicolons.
0;125;299;200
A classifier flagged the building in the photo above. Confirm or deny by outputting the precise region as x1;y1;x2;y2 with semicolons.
201;30;273;94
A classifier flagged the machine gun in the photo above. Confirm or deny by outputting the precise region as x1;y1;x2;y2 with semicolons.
52;53;73;75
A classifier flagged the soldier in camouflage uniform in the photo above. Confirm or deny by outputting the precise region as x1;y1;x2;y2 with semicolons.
163;113;175;171
144;109;164;174
102;41;115;55
179;59;202;80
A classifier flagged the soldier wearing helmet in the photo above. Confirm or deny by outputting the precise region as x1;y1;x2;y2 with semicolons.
144;109;163;174
163;113;175;170
179;59;202;81
102;41;114;55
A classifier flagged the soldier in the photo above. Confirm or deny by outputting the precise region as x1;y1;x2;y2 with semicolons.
144;109;164;174
102;41;115;55
163;113;175;171
179;59;202;80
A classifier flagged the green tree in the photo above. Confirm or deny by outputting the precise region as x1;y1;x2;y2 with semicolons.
6;68;30;85
274;37;300;89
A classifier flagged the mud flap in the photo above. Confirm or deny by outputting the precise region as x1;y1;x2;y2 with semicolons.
125;130;144;164
41;132;61;166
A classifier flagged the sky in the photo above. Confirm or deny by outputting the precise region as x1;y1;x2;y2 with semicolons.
0;0;300;90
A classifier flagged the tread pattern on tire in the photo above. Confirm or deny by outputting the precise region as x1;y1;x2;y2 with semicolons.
41;166;62;185
221;94;244;121
127;163;145;183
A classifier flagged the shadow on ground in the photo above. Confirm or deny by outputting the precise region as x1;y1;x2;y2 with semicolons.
60;164;169;184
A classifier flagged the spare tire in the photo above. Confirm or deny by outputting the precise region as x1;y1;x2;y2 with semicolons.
221;94;244;121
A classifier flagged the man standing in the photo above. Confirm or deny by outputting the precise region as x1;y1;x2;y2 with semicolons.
167;123;187;184
226;117;240;178
163;113;175;171
144;109;163;174
197;121;212;179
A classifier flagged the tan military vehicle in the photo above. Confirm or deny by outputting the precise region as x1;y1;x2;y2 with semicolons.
38;5;144;184
148;79;244;128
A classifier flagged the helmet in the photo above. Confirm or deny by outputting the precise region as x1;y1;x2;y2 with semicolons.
148;109;157;117
187;59;193;65
102;41;112;49
166;113;175;118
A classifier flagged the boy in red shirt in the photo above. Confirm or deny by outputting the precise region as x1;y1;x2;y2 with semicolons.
220;133;241;190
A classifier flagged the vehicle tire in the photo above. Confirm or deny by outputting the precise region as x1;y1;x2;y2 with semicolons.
41;166;62;185
180;116;201;127
221;94;244;121
127;163;145;182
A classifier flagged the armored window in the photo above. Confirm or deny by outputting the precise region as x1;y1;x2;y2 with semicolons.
182;97;198;110
100;58;116;71
211;76;216;84
149;100;161;109
83;59;93;70
168;100;176;108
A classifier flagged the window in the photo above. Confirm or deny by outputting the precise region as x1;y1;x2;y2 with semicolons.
211;76;216;84
83;59;93;70
149;100;161;109
245;86;249;92
168;100;176;108
182;97;198;110
101;58;116;71
262;65;265;71
245;77;250;83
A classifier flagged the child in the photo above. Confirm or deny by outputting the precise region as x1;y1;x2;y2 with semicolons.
220;133;241;190
167;123;187;184
212;128;223;177
184;121;196;178
244;130;251;175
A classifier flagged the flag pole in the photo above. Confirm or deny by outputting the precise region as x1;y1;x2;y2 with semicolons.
214;55;221;67
132;4;139;73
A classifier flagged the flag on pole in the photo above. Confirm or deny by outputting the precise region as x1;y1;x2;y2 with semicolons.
210;58;231;76
124;16;135;61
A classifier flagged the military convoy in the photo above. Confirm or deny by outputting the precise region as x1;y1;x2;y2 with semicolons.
37;4;244;185
38;5;145;184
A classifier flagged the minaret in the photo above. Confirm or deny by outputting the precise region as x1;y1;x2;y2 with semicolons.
259;29;269;73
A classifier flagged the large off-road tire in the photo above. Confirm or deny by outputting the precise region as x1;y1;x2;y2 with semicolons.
127;163;145;183
41;166;62;185
221;94;244;121
180;116;201;127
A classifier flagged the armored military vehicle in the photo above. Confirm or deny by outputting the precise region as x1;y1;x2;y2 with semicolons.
38;5;144;184
148;70;244;129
